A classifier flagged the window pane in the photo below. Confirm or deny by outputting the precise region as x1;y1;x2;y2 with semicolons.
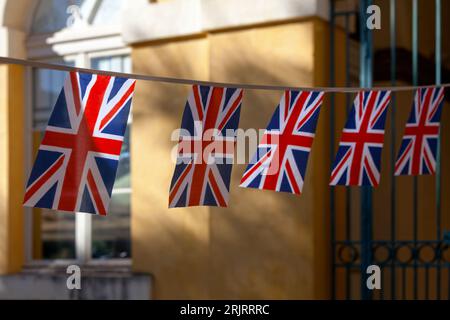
31;0;125;35
33;60;74;129
32;60;76;260
32;0;84;34
92;128;131;259
91;55;131;259
115;127;131;189
40;210;76;259
91;55;131;73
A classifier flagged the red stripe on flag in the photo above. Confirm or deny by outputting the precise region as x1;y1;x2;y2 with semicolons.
428;89;444;121
364;157;378;187
330;148;352;184
285;160;301;194
208;170;226;206
218;90;242;131
411;88;433;175
348;91;378;185
41;131;123;155
169;162;193;205
24;155;65;204
87;170;107;215
193;85;204;121
188;87;224;206
240;150;272;183
99;81;135;130
70;72;82;116
284;91;290;122
423;146;435;174
296;94;323;130
394;140;413;174
370;93;390;128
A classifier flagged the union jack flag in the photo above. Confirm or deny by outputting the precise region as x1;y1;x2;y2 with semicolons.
330;90;391;186
395;87;445;175
169;85;243;208
240;91;324;194
24;72;136;215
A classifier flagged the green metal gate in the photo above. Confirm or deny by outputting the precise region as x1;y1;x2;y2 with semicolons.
329;0;448;300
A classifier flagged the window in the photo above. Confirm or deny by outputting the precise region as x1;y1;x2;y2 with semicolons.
91;56;132;260
32;58;77;260
31;0;123;35
26;0;131;263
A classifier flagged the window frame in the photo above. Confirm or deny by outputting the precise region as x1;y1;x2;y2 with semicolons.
24;10;132;266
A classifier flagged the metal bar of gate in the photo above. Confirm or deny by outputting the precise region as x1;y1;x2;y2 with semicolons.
389;0;397;300
359;0;374;300
411;0;419;300
330;2;358;299
435;0;442;300
344;12;352;300
329;0;336;300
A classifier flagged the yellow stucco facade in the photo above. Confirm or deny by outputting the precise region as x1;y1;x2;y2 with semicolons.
0;64;25;274
129;10;450;299
131;18;346;299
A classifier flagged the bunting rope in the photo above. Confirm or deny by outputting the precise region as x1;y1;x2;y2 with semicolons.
17;55;447;213
1;56;449;93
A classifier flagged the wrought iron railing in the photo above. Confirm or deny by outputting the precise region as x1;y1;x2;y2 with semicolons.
329;0;447;300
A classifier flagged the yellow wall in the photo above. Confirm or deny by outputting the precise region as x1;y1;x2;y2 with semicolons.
132;35;211;299
131;12;449;299
0;64;25;274
131;18;345;299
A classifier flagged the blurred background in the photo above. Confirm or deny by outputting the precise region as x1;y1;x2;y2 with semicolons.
0;0;449;300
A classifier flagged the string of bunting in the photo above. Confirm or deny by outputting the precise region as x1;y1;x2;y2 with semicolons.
1;57;446;215
2;56;450;92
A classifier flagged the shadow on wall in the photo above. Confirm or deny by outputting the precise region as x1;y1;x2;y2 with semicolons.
129;22;331;299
